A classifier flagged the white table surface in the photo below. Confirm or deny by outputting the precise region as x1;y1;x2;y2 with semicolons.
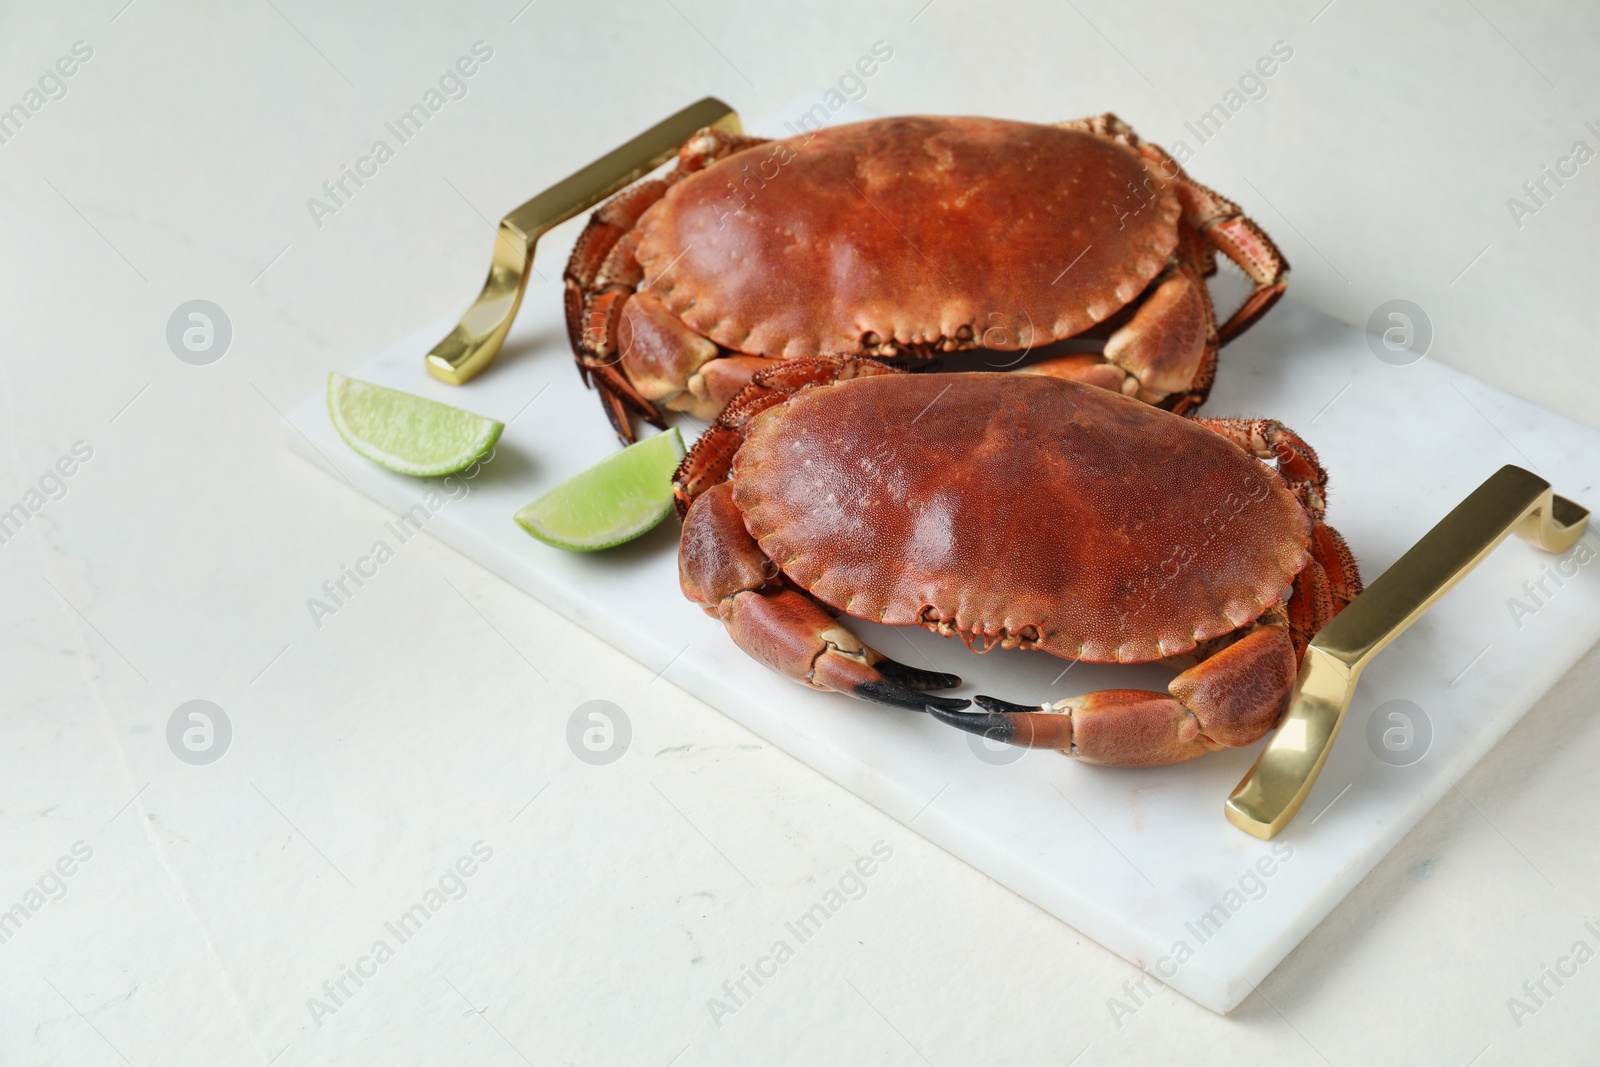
3;2;1598;1065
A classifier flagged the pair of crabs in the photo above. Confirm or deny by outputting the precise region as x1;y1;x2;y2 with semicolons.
563;113;1361;768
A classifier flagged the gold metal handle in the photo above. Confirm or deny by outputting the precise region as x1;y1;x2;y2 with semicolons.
1226;465;1589;839
425;97;742;385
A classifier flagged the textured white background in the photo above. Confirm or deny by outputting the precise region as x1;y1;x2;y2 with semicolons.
1;1;1597;1065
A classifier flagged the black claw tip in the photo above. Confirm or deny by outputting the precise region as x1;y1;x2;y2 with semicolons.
874;658;962;692
928;706;1015;743
855;681;970;713
974;694;1043;716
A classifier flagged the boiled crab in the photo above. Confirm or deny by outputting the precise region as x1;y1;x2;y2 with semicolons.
566;114;1288;443
673;358;1361;767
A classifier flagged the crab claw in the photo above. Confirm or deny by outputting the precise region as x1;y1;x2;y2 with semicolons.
807;642;966;711
874;660;963;692
929;697;1072;749
823;654;966;712
861;686;971;714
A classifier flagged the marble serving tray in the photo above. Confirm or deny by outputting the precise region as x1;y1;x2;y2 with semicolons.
284;106;1600;1014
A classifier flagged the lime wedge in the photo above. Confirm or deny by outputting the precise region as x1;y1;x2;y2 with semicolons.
515;428;686;551
328;373;503;477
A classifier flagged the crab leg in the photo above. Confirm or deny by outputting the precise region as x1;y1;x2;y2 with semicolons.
1019;260;1218;414
681;483;969;712
1193;416;1331;515
932;609;1297;767
1064;113;1289;344
1179;186;1289;343
1285;519;1363;653
1192;415;1364;647
565;179;678;437
565;128;771;443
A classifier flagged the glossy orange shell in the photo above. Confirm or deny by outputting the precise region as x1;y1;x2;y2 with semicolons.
728;374;1310;664
633;116;1180;359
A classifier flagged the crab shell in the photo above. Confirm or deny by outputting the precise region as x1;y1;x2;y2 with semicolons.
726;372;1311;663
633;116;1181;359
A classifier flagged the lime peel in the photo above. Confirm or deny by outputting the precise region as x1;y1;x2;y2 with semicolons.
515;428;686;552
328;373;503;477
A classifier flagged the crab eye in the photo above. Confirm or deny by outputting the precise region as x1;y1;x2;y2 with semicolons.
861;331;881;348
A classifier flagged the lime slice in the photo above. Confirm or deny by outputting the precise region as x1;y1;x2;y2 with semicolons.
328;373;503;477
515;428;686;551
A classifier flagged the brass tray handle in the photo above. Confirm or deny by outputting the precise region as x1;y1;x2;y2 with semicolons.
426;97;742;386
1227;464;1589;839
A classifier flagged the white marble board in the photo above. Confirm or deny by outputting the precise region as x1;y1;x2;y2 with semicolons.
283;105;1600;1014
